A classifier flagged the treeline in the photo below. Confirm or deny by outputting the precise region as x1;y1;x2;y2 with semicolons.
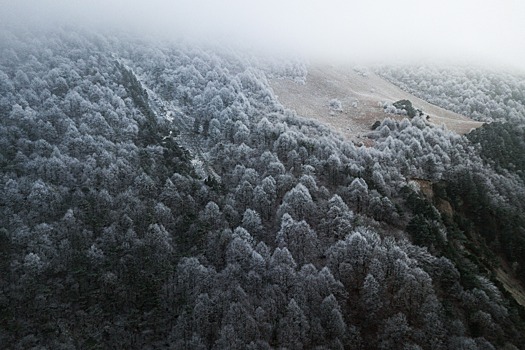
0;26;524;349
377;64;525;123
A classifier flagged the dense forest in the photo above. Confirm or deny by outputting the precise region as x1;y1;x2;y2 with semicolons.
1;26;525;349
378;65;525;123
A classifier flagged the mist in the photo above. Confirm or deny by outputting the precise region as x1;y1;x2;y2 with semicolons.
2;0;525;71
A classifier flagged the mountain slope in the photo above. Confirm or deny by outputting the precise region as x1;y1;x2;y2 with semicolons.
1;27;525;349
270;65;484;140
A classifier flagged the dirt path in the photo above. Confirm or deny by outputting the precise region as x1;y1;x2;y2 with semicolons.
270;65;484;141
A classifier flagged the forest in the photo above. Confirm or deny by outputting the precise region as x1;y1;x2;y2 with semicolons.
1;26;525;349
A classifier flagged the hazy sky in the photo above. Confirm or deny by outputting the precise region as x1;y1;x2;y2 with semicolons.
3;0;525;70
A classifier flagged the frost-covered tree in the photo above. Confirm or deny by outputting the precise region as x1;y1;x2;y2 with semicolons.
276;214;319;265
277;183;315;222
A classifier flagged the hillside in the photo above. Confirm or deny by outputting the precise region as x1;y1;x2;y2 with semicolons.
1;26;525;349
270;65;484;140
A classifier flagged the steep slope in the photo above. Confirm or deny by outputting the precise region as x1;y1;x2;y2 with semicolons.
2;27;525;349
378;64;525;124
270;65;484;140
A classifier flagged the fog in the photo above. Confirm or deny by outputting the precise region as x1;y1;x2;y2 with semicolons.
3;0;525;70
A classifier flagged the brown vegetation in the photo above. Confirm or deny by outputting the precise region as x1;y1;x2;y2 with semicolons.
270;65;484;141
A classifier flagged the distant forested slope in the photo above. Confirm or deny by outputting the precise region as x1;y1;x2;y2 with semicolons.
378;65;525;123
1;26;525;349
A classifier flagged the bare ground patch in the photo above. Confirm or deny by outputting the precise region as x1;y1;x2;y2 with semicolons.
270;65;484;141
495;264;525;307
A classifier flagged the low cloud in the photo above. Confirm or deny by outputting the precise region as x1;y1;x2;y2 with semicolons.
3;0;525;70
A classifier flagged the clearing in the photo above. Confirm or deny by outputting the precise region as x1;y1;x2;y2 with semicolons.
270;65;484;141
